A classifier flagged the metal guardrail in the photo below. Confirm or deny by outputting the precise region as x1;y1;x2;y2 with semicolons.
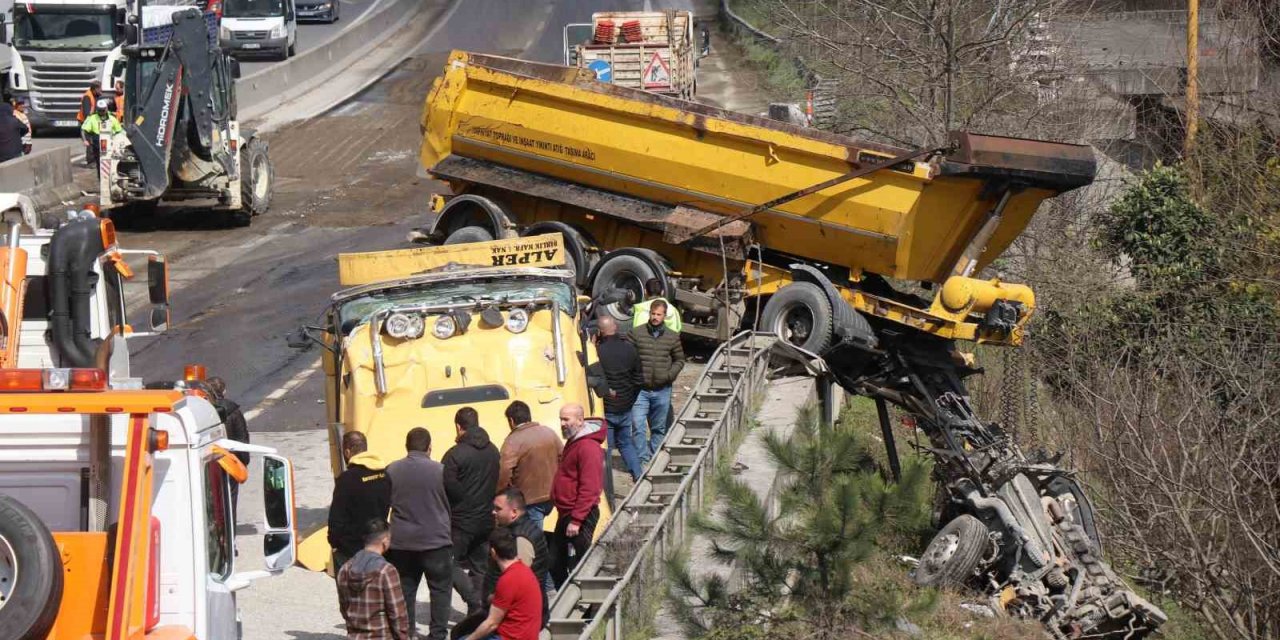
547;331;776;639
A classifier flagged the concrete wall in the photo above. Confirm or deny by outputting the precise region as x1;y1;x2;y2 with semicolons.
0;146;78;208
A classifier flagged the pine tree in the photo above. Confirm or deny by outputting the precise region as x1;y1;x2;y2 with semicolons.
668;403;935;639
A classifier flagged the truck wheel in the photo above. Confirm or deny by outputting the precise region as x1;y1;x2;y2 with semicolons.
760;282;833;352
240;137;274;220
912;514;988;588
522;221;595;288
590;252;663;323
0;496;64;640
445;225;494;245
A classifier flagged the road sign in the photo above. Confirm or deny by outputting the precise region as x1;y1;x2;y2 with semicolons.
642;52;671;90
587;59;613;82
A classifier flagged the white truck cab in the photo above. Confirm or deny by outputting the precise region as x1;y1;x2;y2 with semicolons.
219;0;296;61
4;0;128;130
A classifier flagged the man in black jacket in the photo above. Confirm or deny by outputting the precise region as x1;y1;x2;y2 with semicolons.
592;315;645;480
443;407;500;616
328;431;392;573
628;300;685;468
0;103;29;163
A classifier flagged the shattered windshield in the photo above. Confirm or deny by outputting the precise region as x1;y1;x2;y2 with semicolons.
338;277;576;334
223;0;285;18
13;11;118;51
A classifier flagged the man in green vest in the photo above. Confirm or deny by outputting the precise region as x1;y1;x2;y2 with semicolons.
81;98;123;172
630;278;682;333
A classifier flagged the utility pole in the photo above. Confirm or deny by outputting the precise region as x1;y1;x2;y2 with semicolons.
1185;0;1199;156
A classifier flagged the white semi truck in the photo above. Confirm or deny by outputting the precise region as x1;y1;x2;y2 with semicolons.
4;0;128;130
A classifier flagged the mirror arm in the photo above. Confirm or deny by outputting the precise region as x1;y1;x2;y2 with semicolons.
226;570;274;592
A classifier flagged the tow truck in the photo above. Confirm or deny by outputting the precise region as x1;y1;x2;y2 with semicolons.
0;202;298;639
100;1;273;226
289;234;612;569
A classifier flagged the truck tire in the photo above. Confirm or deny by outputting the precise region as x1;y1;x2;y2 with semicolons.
445;225;494;245
590;252;664;322
521;221;595;288
239;137;273;224
912;514;988;588
0;496;64;640
760;282;834;353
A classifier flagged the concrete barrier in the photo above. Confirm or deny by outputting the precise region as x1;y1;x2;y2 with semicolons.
0;146;79;208
238;0;445;122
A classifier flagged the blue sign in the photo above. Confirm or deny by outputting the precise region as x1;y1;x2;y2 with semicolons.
587;59;613;82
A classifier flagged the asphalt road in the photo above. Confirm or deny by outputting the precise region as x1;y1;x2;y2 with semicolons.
29;0;385;155
93;1;714;636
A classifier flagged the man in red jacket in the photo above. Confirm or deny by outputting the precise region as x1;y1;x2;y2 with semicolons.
549;403;606;587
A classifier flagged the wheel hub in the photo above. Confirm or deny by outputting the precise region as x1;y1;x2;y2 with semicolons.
921;532;961;573
0;533;17;612
606;273;644;321
775;304;815;345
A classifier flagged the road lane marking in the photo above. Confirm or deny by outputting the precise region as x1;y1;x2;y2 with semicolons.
243;359;323;423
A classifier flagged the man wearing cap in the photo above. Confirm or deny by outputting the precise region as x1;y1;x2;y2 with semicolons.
81;98;123;172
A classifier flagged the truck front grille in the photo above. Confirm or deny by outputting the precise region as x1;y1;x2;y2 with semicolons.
28;63;99;119
238;30;270;40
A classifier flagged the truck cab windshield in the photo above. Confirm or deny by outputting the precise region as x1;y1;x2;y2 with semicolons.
13;9;118;50
223;0;285;18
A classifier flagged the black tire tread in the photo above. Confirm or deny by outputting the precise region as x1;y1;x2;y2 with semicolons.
760;282;834;353
913;514;988;588
444;225;495;245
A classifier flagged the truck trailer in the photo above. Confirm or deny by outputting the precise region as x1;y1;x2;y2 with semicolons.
417;51;1166;638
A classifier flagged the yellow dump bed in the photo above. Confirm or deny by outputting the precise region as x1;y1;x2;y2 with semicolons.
420;51;1095;285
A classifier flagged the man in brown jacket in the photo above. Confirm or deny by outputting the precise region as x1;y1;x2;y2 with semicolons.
628;300;685;468
497;400;562;534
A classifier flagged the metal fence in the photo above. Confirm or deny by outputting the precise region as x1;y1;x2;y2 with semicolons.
546;331;776;639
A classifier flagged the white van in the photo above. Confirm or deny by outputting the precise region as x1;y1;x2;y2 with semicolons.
219;0;297;61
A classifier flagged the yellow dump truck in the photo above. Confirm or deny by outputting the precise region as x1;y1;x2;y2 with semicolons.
291;234;613;569
416;53;1169;638
418;51;1094;353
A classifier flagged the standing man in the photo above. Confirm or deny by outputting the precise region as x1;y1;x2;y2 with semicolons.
549;404;605;588
443;407;500;617
337;519;410;640
591;315;645;480
463;529;543;640
78;80;102;125
81;99;123;172
11;98;32;156
701;23;711;57
385;428;453;640
328;431;391;573
112;80;126;121
629;300;685;467
630;278;682;333
0;103;29;164
497;401;562;532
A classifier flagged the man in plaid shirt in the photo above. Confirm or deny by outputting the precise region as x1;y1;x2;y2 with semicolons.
338;519;410;639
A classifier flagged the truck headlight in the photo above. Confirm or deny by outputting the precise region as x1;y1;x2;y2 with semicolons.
270;24;287;39
505;308;530;334
385;312;424;339
433;315;458;340
220;26;232;41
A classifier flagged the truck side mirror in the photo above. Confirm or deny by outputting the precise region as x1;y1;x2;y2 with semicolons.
0;16;7;46
230;58;242;80
261;454;297;572
149;304;170;333
124;23;139;46
148;255;169;304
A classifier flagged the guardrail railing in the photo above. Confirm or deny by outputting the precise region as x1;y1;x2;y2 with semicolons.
547;331;776;639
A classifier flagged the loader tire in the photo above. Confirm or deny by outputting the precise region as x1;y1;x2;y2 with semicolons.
240;137;274;220
913;514;988;588
0;496;64;640
444;225;494;245
761;282;833;353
